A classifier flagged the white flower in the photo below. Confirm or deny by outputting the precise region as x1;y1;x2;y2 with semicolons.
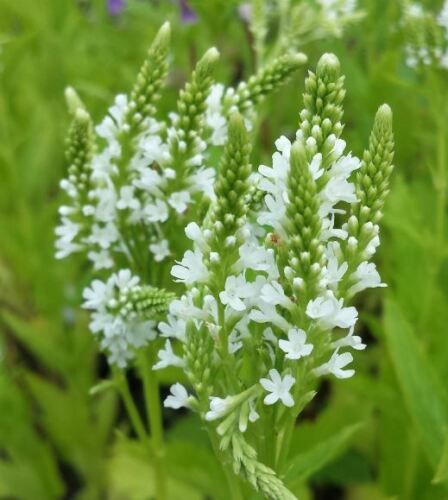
205;396;233;421
258;139;290;195
87;249;114;270
88;222;119;250
260;369;295;407
249;302;291;332
348;261;386;295
127;320;157;347
55;219;82;258
164;383;190;409
113;269;140;291
185;222;209;252
236;241;272;272
309;153;324;180
187;167;216;200
322;242;348;287
205;84;227;146
144;199;169;223
257;193;287;235
93;187;117;222
159;315;186;342
306;292;358;330
168;191;191;213
153;340;184;370
314;350;355;379
263;327;278;344
219;274;255;312
82;279;113;310
169;293;207;321
171;250;209;284
95;94;128;145
279;328;313;360
133;167;164;196
438;1;448;31
117;186;140;211
55;218;80;243
149;239;170;262
332;326;366;351
228;329;243;354
260;281;294;310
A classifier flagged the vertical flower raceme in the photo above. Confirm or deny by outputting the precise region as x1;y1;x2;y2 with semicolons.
56;96;95;260
56;22;306;369
401;1;448;69
244;0;362;66
205;52;307;146
162;54;394;499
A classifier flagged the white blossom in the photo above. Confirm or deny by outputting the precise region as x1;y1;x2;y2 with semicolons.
219;274;255;311
158;315;186;342
260;369;295;407
205;396;233;421
168;191;191;213
349;261;386;295
153;340;184;370
149;239;170;262
306;291;358;330
332;326;366;351
260;281;294;310
171;250;209;284
144;199;169;223
279;328;313;360
314;350;355;379
164;383;191;409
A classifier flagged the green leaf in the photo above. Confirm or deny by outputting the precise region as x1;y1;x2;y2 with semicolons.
285;421;365;486
384;298;448;471
107;436;203;500
433;436;448;485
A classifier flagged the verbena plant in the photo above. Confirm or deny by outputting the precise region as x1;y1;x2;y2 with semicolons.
55;19;394;500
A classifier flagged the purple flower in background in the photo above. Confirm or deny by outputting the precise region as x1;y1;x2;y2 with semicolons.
107;0;125;16
180;0;197;24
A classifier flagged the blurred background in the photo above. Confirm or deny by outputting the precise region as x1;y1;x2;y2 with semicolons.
0;0;447;498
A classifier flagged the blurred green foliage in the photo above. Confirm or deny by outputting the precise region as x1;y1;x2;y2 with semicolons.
0;0;447;498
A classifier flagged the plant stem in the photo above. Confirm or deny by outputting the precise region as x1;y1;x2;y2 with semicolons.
206;426;244;500
114;369;148;444
141;346;167;500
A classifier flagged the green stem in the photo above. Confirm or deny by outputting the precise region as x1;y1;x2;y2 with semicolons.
420;87;447;331
114;369;148;444
206;426;244;500
141;347;167;500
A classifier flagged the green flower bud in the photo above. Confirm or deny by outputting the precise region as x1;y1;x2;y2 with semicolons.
119;286;175;320
128;22;171;130
65;106;95;205
299;53;345;155
234;52;307;110
205;113;252;241
286;141;325;294
354;104;394;226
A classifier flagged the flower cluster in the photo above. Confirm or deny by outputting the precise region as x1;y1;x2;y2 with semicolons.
160;54;394;499
56;23;305;273
402;1;448;69
242;0;362;66
56;22;306;367
82;269;174;367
